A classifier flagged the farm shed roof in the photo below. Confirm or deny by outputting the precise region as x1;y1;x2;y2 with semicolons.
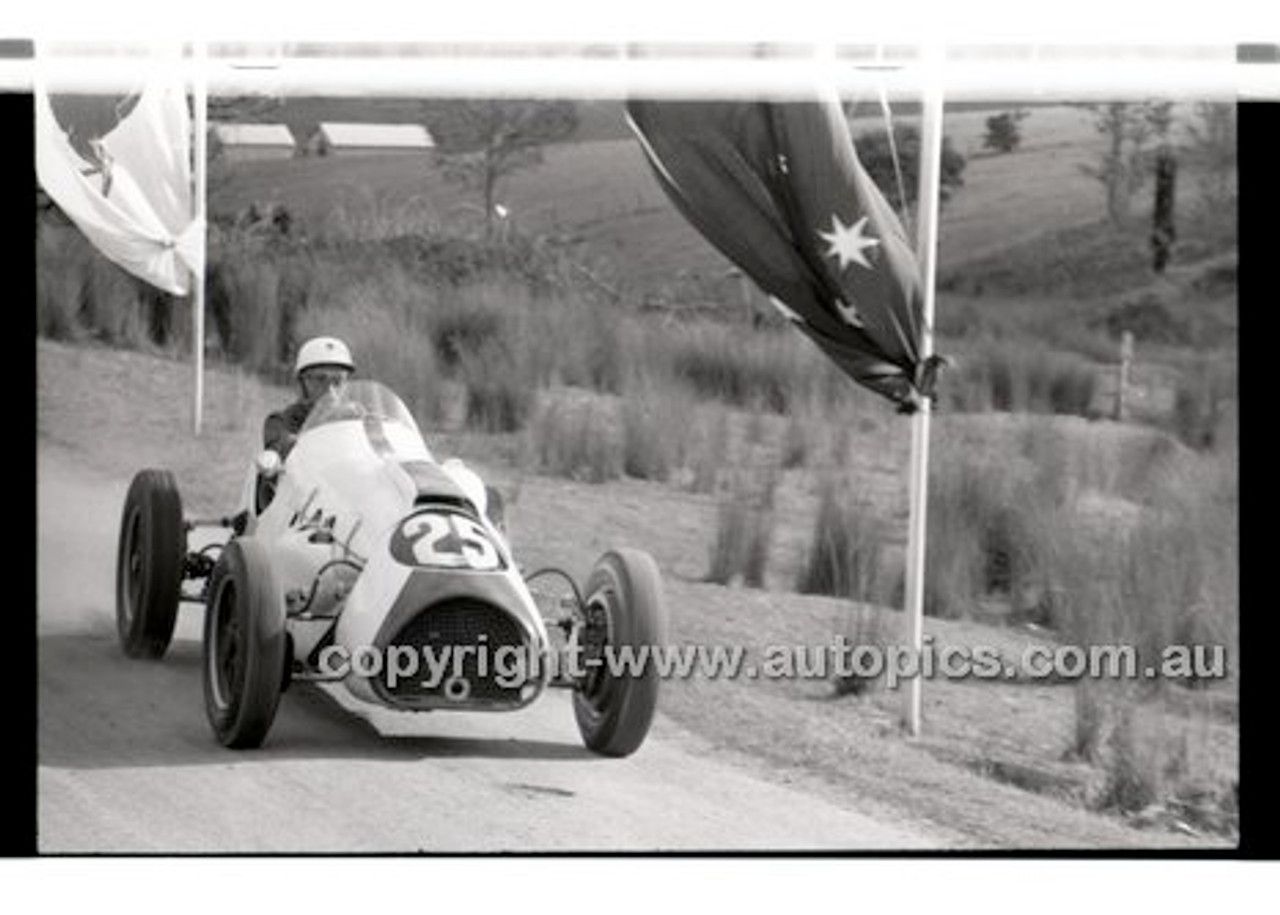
314;122;435;148
211;123;297;146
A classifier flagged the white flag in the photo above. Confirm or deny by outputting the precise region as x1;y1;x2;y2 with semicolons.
35;47;203;295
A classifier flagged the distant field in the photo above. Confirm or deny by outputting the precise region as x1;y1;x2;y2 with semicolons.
212;101;1224;299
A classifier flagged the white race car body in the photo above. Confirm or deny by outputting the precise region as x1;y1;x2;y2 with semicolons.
241;381;550;711
117;378;666;755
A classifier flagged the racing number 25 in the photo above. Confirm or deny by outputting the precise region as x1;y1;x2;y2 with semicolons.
397;512;503;571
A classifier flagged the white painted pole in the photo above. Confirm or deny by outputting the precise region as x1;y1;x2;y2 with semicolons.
901;46;946;737
191;41;208;436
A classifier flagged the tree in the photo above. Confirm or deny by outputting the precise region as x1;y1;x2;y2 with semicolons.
1150;150;1178;273
982;109;1029;154
1079;101;1173;227
1185;102;1237;211
422;99;579;235
854;124;967;216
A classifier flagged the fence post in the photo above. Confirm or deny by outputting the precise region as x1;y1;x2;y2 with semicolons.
1116;331;1134;421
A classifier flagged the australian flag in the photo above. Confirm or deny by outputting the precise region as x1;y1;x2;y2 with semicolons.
626;97;945;413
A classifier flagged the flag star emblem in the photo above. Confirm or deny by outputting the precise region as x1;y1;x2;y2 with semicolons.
818;214;880;272
835;297;865;328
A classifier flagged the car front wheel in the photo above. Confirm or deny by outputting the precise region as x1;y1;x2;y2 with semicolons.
202;538;287;749
572;549;669;757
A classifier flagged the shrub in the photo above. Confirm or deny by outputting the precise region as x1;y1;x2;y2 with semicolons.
667;324;807;413
359;229;573;295
706;473;777;588
947;341;1099;418
319;189;443;243
796;477;887;602
854;123;967;208
680;403;730;494
557;302;631;394
36;226;87;340
1168;358;1235;451
1044;361;1099;416
780;409;811;469
915;445;1055;619
936;219;1154;299
1047;456;1237;793
619;378;684;482
519;290;632;394
832;604;888;696
37;218;200;354
522;399;622;483
1094;704;1163;812
427;295;510;369
215;256;283;376
1096;294;1192;346
1072;678;1110;762
982;110;1027;154
1190;258;1237;299
50;239;152;350
458;338;537;433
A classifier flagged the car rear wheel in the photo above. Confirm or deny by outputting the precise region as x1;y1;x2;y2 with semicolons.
572;549;668;757
202;538;287;749
115;469;184;659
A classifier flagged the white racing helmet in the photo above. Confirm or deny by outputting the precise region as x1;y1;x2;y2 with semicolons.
295;336;355;378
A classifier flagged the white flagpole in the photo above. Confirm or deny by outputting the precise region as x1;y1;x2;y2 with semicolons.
901;45;945;737
191;41;208;436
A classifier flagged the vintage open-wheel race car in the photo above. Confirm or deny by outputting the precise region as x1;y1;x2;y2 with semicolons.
115;380;669;757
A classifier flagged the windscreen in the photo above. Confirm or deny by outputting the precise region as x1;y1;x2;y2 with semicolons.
300;380;425;443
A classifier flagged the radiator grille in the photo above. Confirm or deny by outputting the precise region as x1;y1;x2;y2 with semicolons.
376;599;528;705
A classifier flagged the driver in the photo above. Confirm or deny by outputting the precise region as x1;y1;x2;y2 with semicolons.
264;336;356;461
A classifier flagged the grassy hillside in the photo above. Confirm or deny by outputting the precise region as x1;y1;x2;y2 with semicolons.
211;102;1228;300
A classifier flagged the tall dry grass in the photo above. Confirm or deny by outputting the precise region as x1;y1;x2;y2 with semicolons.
665;322;820;415
36;225;88;341
678;402;731;494
213;255;285;375
796;475;889;603
38;223;154;349
945;339;1101;417
318;188;446;243
521;398;622;483
706;469;778;588
1032;429;1237;818
458;337;538;433
919;450;1048;619
424;287;511;370
1016;416;1185;503
618;372;690;483
1168;355;1237;451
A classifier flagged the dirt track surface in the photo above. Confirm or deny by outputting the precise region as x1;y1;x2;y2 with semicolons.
37;443;938;852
